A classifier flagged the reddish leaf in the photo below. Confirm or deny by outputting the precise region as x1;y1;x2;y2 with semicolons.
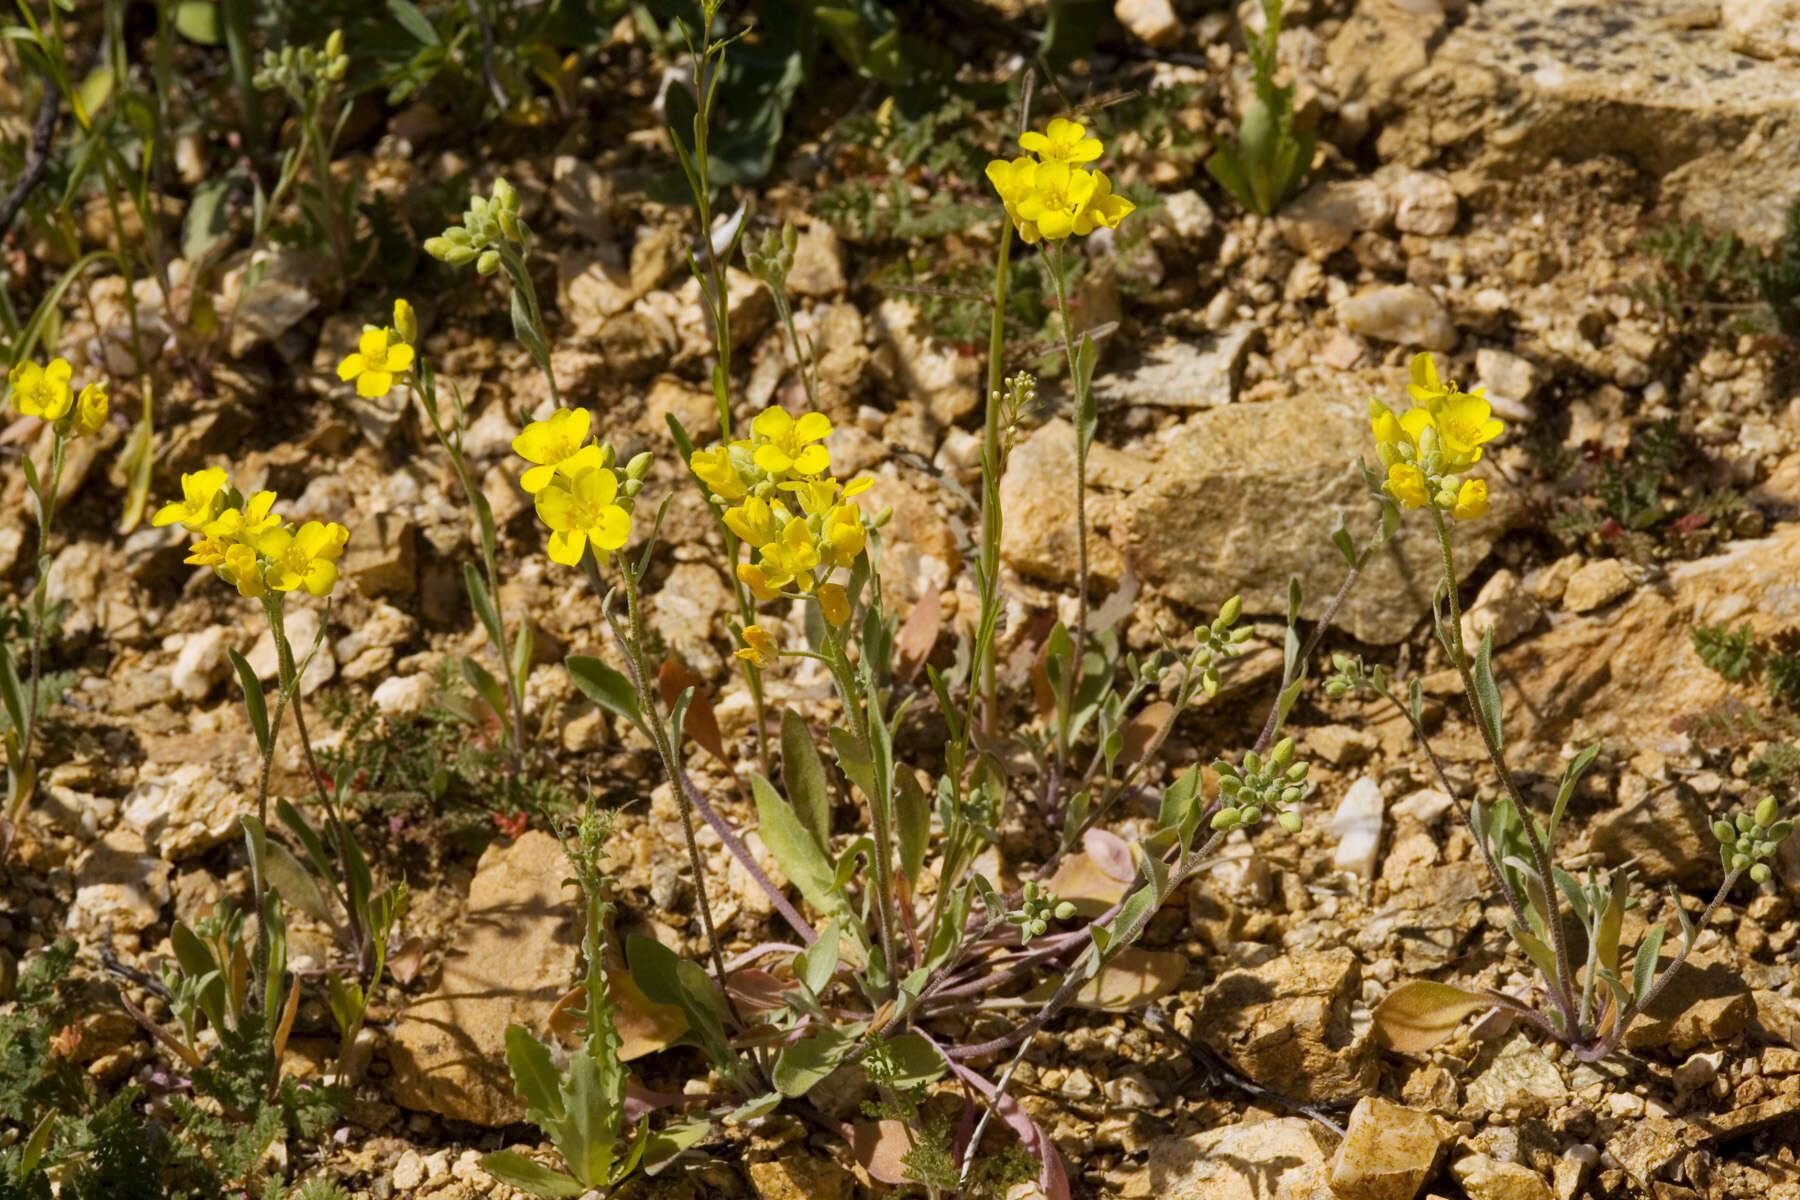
659;660;729;767
1371;980;1493;1053
894;582;942;683
850;1119;916;1185
547;970;688;1061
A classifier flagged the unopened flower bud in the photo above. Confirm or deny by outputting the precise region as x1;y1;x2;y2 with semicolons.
1053;901;1076;921
1230;626;1254;643
1219;595;1242;627
492;178;518;212
1325;680;1348;698
1737;813;1755;832
1286;762;1309;782
1331;652;1355;674
445;244;477;266
1751;862;1772;883
1270;737;1295;769
1714;819;1737;844
1278;811;1303;834
1243;751;1261;775
1756;795;1779;828
476;249;500;275
1211;808;1239;831
393;298;417;344
1281;786;1303;805
1242;806;1263;824
627;451;654;480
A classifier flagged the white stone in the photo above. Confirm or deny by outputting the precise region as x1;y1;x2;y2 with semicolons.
372;673;437;719
1337;285;1456;350
1115;0;1181;48
1476;347;1543;422
1330;776;1386;879
1390;168;1459;235
171;625;233;701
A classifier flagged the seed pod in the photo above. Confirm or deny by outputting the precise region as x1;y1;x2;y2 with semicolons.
1756;795;1779;828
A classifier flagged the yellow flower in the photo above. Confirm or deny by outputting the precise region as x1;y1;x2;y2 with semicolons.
1406;352;1453;409
737;562;784;603
223;542;266;598
1080;170;1135;231
72;382;109;436
818;582;850;627
723;496;788;549
154;468;231;529
336;326;416;398
535;467;631;566
8;358;74;421
819;504;866;567
691;444;751;502
750;407;832;476
393;298;418;345
257;520;349;596
513;408;593;494
1435;391;1504;473
735;624;779;668
1452;478;1489;522
1386;463;1430;509
1014;161;1103;241
758;517;822;590
1019;117;1103;164
985;156;1041;243
782;474;872;516
184;536;231;568
202;491;280;542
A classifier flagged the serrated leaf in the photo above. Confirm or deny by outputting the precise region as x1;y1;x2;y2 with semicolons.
1371;980;1493;1052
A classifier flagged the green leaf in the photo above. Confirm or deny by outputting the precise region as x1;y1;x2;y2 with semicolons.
1330;519;1357;568
626;936;735;1074
727;1093;782;1124
773;1024;859;1097
1631;924;1667;1006
480;1151;585;1197
1472;628;1505;753
751;773;840;918
895;765;930;884
1548;743;1601;844
387;0;441;45
1371;980;1492;1052
1205;147;1255;214
1072;333;1099;458
796;924;840;995
181;173;233;261
228;648;270;756
566;655;647;738
504;1025;566;1121
780;709;831;849
0;640;26;736
261;833;336;924
464;562;505;649
881;1032;946;1088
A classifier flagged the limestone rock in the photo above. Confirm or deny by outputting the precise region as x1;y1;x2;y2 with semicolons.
1452;1154;1554;1200
1329;1095;1448;1200
649;562;733;676
123;763;251;861
1115;0;1181;48
1113;394;1507;644
344;512;417;598
1387;168;1459;236
1474;349;1543;421
1374;0;1800;243
1095;325;1257;409
1330;776;1385;880
998;419;1147;588
372;673;436;719
387;831;580;1125
1560;558;1633;613
1622;953;1753;1053
1460;568;1541;651
68;830;171;935
171;626;234;702
1337;285;1456;351
1195;948;1376;1102
1278;179;1395;260
1582;773;1713;885
1465;1036;1568;1118
786;223;846;297
748;1153;856;1200
1144;1117;1335;1200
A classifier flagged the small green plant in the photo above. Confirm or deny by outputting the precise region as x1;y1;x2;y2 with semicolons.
251;31;355;283
1204;0;1314;216
1633;201;1800;343
1692;621;1800;705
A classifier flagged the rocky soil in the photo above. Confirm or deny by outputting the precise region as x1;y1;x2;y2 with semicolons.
6;1;1800;1198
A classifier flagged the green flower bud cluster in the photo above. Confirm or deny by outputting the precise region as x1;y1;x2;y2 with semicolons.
1324;651;1382;700
1008;880;1076;944
1191;594;1252;698
425;179;528;275
253;30;347;98
1714;796;1793;884
1211;735;1309;835
997;371;1038;454
744;221;797;291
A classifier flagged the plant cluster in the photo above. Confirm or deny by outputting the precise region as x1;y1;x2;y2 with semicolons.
1204;0;1314;216
1631;200;1800;345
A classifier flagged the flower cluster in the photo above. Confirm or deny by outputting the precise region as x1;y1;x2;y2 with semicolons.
7;357;109;438
985;117;1135;244
512;407;647;567
154;469;349;600
336;300;417;399
252;29;347;97
1211;737;1310;835
689;406;871;609
424;179;527;276
1368;353;1504;522
1715;796;1794;885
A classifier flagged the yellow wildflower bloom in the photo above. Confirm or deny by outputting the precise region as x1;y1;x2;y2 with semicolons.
8;358;74;421
782;475;873;516
202;491;280;542
336;326;416;398
1080;170;1136;231
820;504;866;568
985;156;1041;243
223;542;266;598
737;562;784;603
72;382;109;436
758;517;822;590
1406;352;1453;409
513;407;593;494
735;624;779;668
153;468;231;529
1014;161;1106;241
818;582;850;627
535;467;631;566
393;298;418;345
1452;478;1489;522
184;536;231;568
691;444;751;502
257;520;349;597
1386;463;1430;509
750;407;832;476
1435;391;1504;472
1019;117;1103;164
723;496;788;549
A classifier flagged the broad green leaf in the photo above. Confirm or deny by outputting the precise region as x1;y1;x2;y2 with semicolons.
276;798;333;882
480;1151;584;1197
464;563;505;650
560;1049;623;1186
261;835;336;924
566;655;647;737
773;1023;860;1097
895;766;930;884
796;925;839;996
1513;923;1560;985
780;708;831;848
1631;924;1667;1006
228;648;270;756
751;774;840;918
387;0;440;45
1371;980;1492;1052
882;1032;947;1088
727;1093;782;1124
1472;629;1504;753
504;1024;565;1122
626;936;735;1074
826;727;877;801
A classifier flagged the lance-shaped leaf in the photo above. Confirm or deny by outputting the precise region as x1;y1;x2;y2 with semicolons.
1371;980;1494;1052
